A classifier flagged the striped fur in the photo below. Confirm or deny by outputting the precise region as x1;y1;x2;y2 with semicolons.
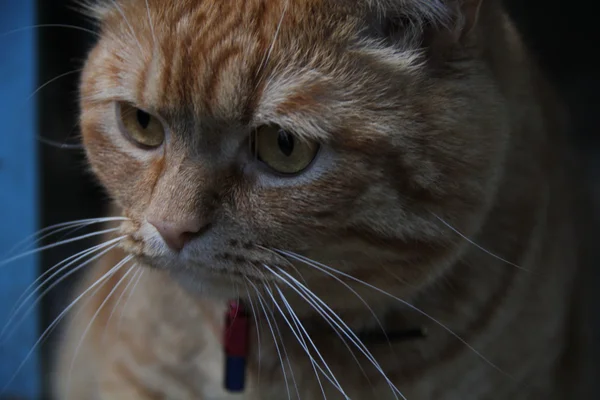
53;0;596;399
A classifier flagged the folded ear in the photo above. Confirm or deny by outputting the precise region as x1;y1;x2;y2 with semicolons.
366;0;486;47
456;0;485;38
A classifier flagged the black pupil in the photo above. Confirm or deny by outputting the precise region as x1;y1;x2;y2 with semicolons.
136;109;151;129
277;131;294;156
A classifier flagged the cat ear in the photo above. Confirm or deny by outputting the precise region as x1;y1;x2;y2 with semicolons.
453;0;485;38
367;0;486;46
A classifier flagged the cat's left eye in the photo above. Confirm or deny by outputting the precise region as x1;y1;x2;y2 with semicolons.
117;102;165;148
253;125;319;175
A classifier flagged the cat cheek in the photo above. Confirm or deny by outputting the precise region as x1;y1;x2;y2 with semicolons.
83;131;155;211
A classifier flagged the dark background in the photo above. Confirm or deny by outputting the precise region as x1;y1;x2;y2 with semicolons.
36;0;598;398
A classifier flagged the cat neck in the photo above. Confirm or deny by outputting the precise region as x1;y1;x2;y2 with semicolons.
244;125;567;387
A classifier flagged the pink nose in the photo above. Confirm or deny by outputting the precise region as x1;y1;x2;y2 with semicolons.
148;217;207;251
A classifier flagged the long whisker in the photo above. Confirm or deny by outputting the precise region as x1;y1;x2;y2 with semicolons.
0;227;121;268
252;279;306;400
37;137;84;150
0;24;98;39
377;263;417;290
67;257;135;390
270;285;328;400
27;69;84;101
1;239;125;342
43;260;119;349
0;255;129;395
117;268;145;334
270;266;376;395
108;0;144;53
265;282;348;399
281;250;516;380
46;261;122;354
8;252;127;362
276;282;379;398
10;231;124;298
242;282;262;390
264;264;403;400
255;245;310;286
2;236;124;338
264;293;302;400
265;246;393;354
102;265;141;343
38;224;107;253
249;282;292;400
432;213;528;271
264;282;346;399
144;0;157;47
250;280;301;400
254;0;288;89
4;217;126;257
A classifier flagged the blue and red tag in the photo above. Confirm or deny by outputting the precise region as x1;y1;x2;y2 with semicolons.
223;300;250;392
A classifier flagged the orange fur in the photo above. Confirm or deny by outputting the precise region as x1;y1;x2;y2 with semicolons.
54;0;596;398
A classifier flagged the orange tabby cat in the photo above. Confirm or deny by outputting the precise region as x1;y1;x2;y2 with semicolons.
53;0;596;398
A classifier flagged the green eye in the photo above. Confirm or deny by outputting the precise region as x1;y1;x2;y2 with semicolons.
118;102;165;148
254;125;319;175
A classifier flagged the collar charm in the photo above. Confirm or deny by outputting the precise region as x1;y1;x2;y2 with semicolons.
224;300;250;392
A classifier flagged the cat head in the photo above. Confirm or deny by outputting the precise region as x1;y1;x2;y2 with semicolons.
79;0;509;306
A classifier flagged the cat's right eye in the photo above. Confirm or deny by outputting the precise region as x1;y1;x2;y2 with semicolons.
117;102;165;148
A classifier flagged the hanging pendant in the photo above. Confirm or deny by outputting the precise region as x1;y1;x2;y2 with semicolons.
223;300;250;392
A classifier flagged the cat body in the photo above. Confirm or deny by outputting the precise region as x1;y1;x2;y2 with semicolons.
53;0;596;398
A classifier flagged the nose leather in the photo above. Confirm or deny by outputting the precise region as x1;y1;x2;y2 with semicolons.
148;217;207;251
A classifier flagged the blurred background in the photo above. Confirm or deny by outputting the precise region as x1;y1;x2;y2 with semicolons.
0;0;598;399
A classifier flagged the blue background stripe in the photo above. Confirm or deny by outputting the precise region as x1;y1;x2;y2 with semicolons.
0;0;41;398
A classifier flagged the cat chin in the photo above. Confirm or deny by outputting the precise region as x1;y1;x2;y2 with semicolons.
166;267;244;301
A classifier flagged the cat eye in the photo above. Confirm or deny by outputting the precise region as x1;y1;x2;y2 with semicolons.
253;125;319;175
117;102;165;148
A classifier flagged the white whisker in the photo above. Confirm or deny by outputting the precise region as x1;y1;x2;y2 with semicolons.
38;136;84;150
0;255;129;395
7;239;110;317
264;264;403;400
265;282;348;399
27;69;84;101
67;258;135;390
117;268;145;334
254;0;288;90
53;264;124;352
0;227;121;268
266;245;393;353
272;286;328;400
251;282;300;400
0;24;99;39
102;265;141;343
266;282;346;399
271;267;376;395
282;250;516;380
1;240;125;342
432;213;528;271
253;280;304;400
266;303;301;399
144;0;157;47
4;217;126;257
109;0;144;53
1;236;125;340
242;282;262;390
249;282;293;400
256;245;310;286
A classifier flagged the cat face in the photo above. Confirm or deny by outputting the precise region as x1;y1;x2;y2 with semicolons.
80;0;507;303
